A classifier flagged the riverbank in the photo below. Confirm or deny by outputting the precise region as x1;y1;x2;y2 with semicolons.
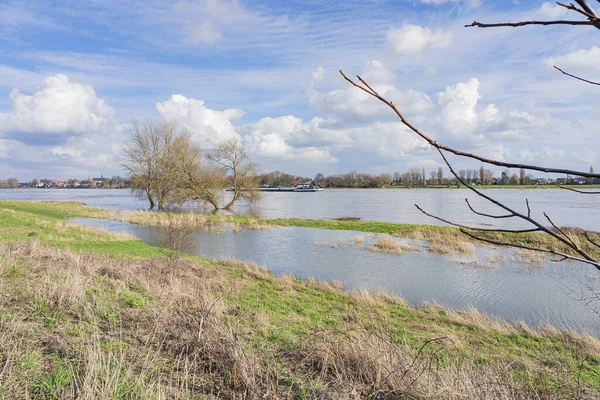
0;200;599;398
2;199;599;264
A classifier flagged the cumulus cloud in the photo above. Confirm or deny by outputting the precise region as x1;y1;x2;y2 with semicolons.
240;116;339;163
156;94;244;147
547;46;600;74
308;62;434;124
0;74;113;144
438;78;488;137
386;25;452;55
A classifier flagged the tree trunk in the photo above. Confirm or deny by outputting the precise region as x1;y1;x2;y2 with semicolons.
146;190;156;210
223;189;239;210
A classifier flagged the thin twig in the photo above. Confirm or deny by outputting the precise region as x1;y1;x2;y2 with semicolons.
557;2;598;20
543;212;578;249
554;65;600;86
585;232;600;249
465;198;513;219
556;183;600;194
416;204;538;233
461;229;600;268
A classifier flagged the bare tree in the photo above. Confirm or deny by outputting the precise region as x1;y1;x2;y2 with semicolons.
209;138;261;210
436;167;444;185
169;135;227;210
123;119;183;210
339;1;600;270
479;165;486;185
466;169;473;184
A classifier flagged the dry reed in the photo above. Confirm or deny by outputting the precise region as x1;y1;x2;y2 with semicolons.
0;241;599;399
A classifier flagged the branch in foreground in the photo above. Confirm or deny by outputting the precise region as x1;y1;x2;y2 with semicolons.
465;20;597;28
415;204;540;234
465;198;512;219
339;71;600;178
554;66;600;86
434;147;600;268
460;229;600;269
556;184;600;194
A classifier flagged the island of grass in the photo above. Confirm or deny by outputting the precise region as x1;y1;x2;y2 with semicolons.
0;200;599;398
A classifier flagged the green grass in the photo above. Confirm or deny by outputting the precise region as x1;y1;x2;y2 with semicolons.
0;200;599;398
0;201;162;259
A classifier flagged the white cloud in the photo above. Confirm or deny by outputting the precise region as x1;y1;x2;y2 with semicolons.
240;116;339;163
308;62;434;123
437;78;484;137
547;46;600;74
0;74;113;141
386;25;452;55
538;2;569;19
156;94;244;147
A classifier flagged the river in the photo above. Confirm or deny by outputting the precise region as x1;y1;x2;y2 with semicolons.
71;217;600;335
3;188;600;335
1;187;599;230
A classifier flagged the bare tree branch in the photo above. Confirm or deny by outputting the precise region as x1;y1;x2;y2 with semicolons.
339;70;600;178
543;212;578;249
465;199;513;219
554;65;600;86
465;0;600;31
556;184;600;194
558;1;598;19
415;204;540;233
585;232;600;250
574;0;598;17
461;229;600;268
434;147;600;269
465;20;597;28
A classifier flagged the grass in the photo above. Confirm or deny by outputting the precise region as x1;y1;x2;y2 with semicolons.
0;201;598;398
2;199;600;262
368;236;409;254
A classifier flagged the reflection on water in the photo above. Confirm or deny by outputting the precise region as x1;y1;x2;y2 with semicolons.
3;188;600;230
71;217;600;336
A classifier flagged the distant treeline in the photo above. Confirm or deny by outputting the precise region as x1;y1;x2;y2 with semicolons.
3;165;599;190
259;166;600;188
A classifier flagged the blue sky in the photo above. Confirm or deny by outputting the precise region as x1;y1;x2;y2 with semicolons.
0;0;598;180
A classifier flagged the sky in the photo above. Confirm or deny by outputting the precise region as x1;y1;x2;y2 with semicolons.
0;0;599;181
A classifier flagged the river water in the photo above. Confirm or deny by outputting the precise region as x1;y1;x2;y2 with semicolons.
70;217;600;335
3;188;600;334
1;188;599;230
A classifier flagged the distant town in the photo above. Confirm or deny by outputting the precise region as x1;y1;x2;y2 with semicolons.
1;166;599;189
0;176;130;189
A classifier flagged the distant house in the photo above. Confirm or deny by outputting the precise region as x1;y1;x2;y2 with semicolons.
92;175;108;187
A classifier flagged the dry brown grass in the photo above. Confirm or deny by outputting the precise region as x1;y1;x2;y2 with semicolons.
119;209;225;232
246;218;271;230
408;228;475;255
1;242;599;399
353;235;365;245
369;236;411;254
